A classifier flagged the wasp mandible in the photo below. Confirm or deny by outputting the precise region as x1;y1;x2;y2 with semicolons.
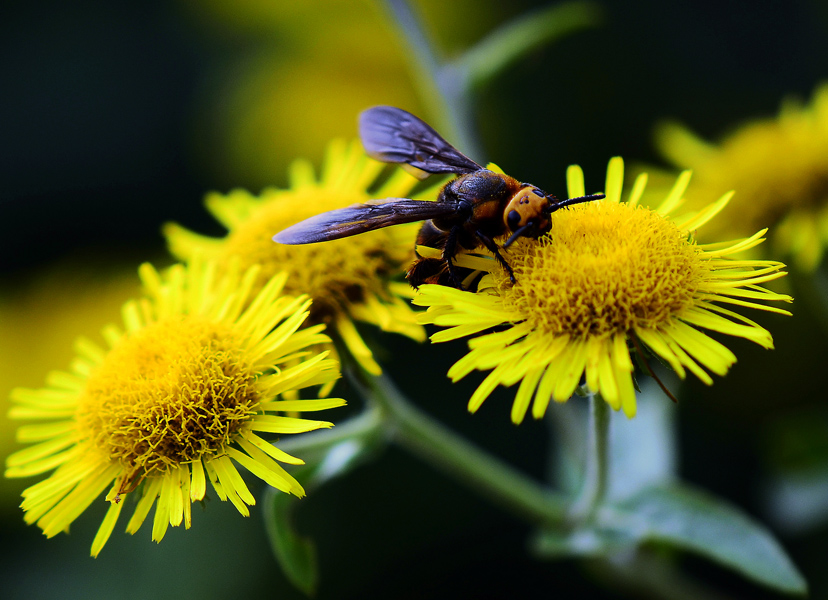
274;106;604;288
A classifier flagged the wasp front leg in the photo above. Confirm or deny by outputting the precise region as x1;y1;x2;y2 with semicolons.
475;229;517;284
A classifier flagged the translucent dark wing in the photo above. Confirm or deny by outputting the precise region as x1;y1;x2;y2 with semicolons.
359;106;483;175
273;198;459;244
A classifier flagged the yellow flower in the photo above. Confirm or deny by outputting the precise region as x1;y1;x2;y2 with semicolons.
164;140;443;376
413;158;792;422
654;83;828;272
4;258;343;556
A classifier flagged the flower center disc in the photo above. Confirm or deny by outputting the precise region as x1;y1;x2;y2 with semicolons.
222;191;413;320
77;317;257;476
496;202;704;338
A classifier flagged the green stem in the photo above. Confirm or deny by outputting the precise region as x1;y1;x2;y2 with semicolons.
381;0;481;158
350;369;569;526
274;402;385;458
570;393;610;522
457;1;602;90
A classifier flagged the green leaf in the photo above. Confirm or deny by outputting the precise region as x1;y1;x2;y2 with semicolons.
612;484;807;595
533;484;807;595
263;488;318;596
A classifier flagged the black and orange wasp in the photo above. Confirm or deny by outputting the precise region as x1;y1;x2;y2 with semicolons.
274;106;604;288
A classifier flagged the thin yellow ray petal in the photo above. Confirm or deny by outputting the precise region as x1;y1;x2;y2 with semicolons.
151;477;171;543
91;495;125;557
532;362;559;419
611;333;634;373
567;164;586;198
251;415;334;435
7;448;80;480
680;307;773;347
676;191;733;232
657;170;692;215
6;434;77;468
226;447;303;497
663;335;712;385
584;336;603;393
552;340;589;402
259;398;347;413
166;467;184;528
203;459;227;501
695;293;793;316
430;322;505;343
241;433;305;466
7;407;76;421
666;322;735;376
604;157;624;204
18;451;94;506
10;387;77;408
210;456;252;516
627;173;648;208
511;362;546;424
190;459;206;502
468;367;507;414
634;328;685;378
178;465;192;529
594;340;620;410
73;337;106;365
335;313;381;376
16;421;75;443
611;339;638;418
44;370;86;392
38;463;121;538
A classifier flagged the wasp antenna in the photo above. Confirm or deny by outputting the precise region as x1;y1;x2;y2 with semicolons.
503;221;535;248
545;193;606;214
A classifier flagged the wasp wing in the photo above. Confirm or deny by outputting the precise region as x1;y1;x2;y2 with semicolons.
359;106;483;175
273;198;459;244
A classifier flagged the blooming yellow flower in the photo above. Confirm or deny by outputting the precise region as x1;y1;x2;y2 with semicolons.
654;83;828;271
413;158;792;421
4;258;343;556
164;140;443;376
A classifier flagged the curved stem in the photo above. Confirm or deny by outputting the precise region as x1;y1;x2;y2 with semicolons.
569;393;610;522
349;368;569;526
274;402;385;458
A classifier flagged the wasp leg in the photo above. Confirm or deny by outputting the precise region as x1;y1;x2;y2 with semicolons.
475;230;516;284
442;224;465;289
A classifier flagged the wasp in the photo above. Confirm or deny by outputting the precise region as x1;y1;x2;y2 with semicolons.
274;106;605;288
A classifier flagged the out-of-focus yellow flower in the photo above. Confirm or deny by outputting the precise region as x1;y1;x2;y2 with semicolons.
5;258;342;556
654;83;828;272
414;158;792;422
165;140;444;376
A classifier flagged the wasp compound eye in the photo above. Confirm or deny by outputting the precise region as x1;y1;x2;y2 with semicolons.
507;210;521;230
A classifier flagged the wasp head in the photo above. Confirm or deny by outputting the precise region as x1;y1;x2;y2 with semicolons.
503;186;552;248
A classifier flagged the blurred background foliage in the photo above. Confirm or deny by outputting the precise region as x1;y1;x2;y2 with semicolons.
4;0;828;598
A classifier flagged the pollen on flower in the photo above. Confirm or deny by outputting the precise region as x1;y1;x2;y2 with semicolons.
76;316;256;485
414;157;792;422
496;201;704;338
164;140;439;376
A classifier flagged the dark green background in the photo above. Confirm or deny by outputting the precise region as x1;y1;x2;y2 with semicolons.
3;0;828;598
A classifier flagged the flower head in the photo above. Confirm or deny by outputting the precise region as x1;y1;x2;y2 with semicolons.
165;140;443;375
414;158;792;421
654;83;828;272
5;258;343;556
